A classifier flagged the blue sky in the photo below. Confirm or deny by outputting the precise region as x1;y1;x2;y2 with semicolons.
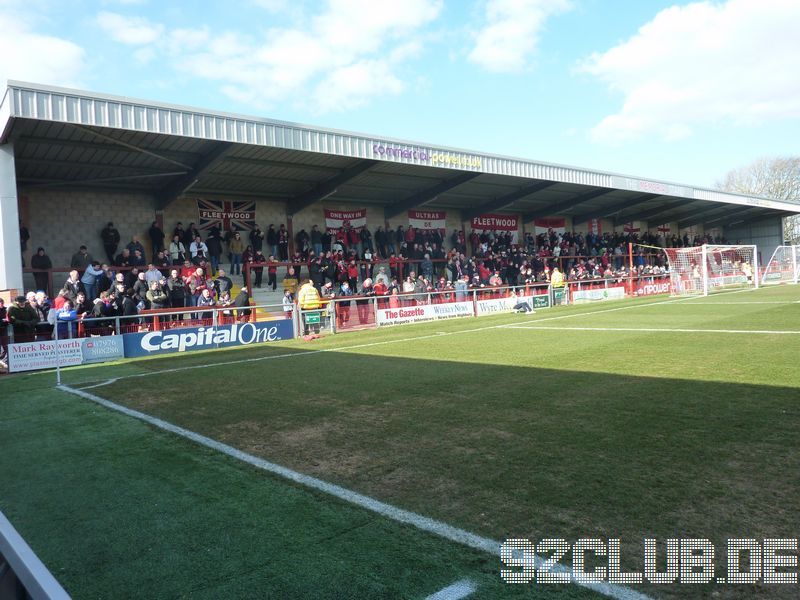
2;0;799;188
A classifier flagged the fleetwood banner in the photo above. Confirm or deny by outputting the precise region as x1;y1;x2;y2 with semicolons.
408;210;446;231
325;208;367;231
471;214;519;231
197;199;256;231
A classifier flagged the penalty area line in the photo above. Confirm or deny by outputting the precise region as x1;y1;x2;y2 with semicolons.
57;383;652;600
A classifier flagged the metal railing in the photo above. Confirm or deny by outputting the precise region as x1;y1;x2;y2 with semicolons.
0;510;69;600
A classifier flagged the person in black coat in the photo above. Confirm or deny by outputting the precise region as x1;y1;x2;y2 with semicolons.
233;286;251;321
101;222;120;264
30;247;53;295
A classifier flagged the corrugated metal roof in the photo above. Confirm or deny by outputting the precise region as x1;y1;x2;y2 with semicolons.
4;80;799;216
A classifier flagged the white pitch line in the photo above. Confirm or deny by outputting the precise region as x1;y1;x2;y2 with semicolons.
677;300;798;305
506;325;800;335
57;383;652;600
425;578;477;600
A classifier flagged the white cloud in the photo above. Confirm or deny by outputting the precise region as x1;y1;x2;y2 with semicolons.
468;0;572;73
95;0;442;113
0;11;85;87
580;0;800;144
97;11;164;45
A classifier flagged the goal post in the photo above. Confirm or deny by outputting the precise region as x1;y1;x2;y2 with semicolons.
761;245;800;285
663;244;758;296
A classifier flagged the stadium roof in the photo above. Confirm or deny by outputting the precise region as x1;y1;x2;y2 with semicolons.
2;80;799;229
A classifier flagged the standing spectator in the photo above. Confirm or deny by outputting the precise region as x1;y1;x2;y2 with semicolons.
144;263;163;284
206;230;223;276
166;269;187;319
187;268;207;307
233;286;251;321
8;296;38;342
278;224;289;260
63;270;85;302
252;249;266;288
215;268;233;298
336;281;353;328
70;245;93;273
311;225;323;256
266;224;278;257
267;255;278;291
146;280;169;311
168;234;186;265
184;223;200;249
196;288;216;321
127;236;146;259
97;265;113;297
356;278;375;324
30;247;52;295
250;224;265;253
190;235;208;260
133;272;150;308
282;266;298;299
375;226;387;258
19;221;30;266
228;231;244;275
101;222;120;264
282;289;294;320
81;261;104;301
360;226;373;253
148;221;165;258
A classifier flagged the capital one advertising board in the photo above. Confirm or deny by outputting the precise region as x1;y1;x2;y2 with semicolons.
376;302;473;326
123;320;294;358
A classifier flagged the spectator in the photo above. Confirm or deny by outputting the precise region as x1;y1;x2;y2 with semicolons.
267;255;278;291
100;222;121;264
233;286;251;321
166;269;187;318
131;249;146;267
30;247;52;295
250;224;265;253
282;289;294;320
252;250;266;288
63;270;85;302
282;266;298;299
144;263;163;284
356;278;375;324
187;267;207;307
146;281;168;311
229;232;244;275
266;224;277;257
81;261;104;301
8;295;38;342
127;236;146;259
52;301;78;339
311;225;323;256
114;248;132;267
168;234;186;265
148;221;165;258
277;224;289;260
70;245;93;273
190;235;208;259
196;288;216;320
206;230;223;275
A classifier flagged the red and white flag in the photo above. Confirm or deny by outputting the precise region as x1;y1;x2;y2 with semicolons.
533;217;565;236
588;218;602;235
325;208;367;231
408;210;446;231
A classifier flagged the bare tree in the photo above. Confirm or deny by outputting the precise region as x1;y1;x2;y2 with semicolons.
717;157;800;243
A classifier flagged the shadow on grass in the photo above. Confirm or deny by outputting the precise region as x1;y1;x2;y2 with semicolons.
86;344;800;599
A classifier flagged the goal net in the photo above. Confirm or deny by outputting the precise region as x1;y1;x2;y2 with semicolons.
761;245;799;285
663;244;758;296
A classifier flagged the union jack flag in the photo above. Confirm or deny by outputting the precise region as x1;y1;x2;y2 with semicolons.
197;199;256;232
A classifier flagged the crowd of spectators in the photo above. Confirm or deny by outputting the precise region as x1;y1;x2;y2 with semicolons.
6;218;724;351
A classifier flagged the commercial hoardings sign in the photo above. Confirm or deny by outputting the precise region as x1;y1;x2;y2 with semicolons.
197;199;256;232
571;286;626;303
8;337;124;373
324;208;367;231
408;210;446;231
122;320;294;358
376;302;473;327
475;294;550;316
371;144;482;169
634;281;671;296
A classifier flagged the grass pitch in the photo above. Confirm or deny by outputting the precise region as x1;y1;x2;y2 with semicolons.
2;285;799;599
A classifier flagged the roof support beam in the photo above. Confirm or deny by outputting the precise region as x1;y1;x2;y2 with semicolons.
614;199;689;226
522;188;613;223
383;172;480;220
677;205;739;228
287;159;378;215
571;193;660;225
704;207;775;228
223;156;342;174
72;124;194;170
18;135;202;162
156;142;234;210
463;181;555;221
